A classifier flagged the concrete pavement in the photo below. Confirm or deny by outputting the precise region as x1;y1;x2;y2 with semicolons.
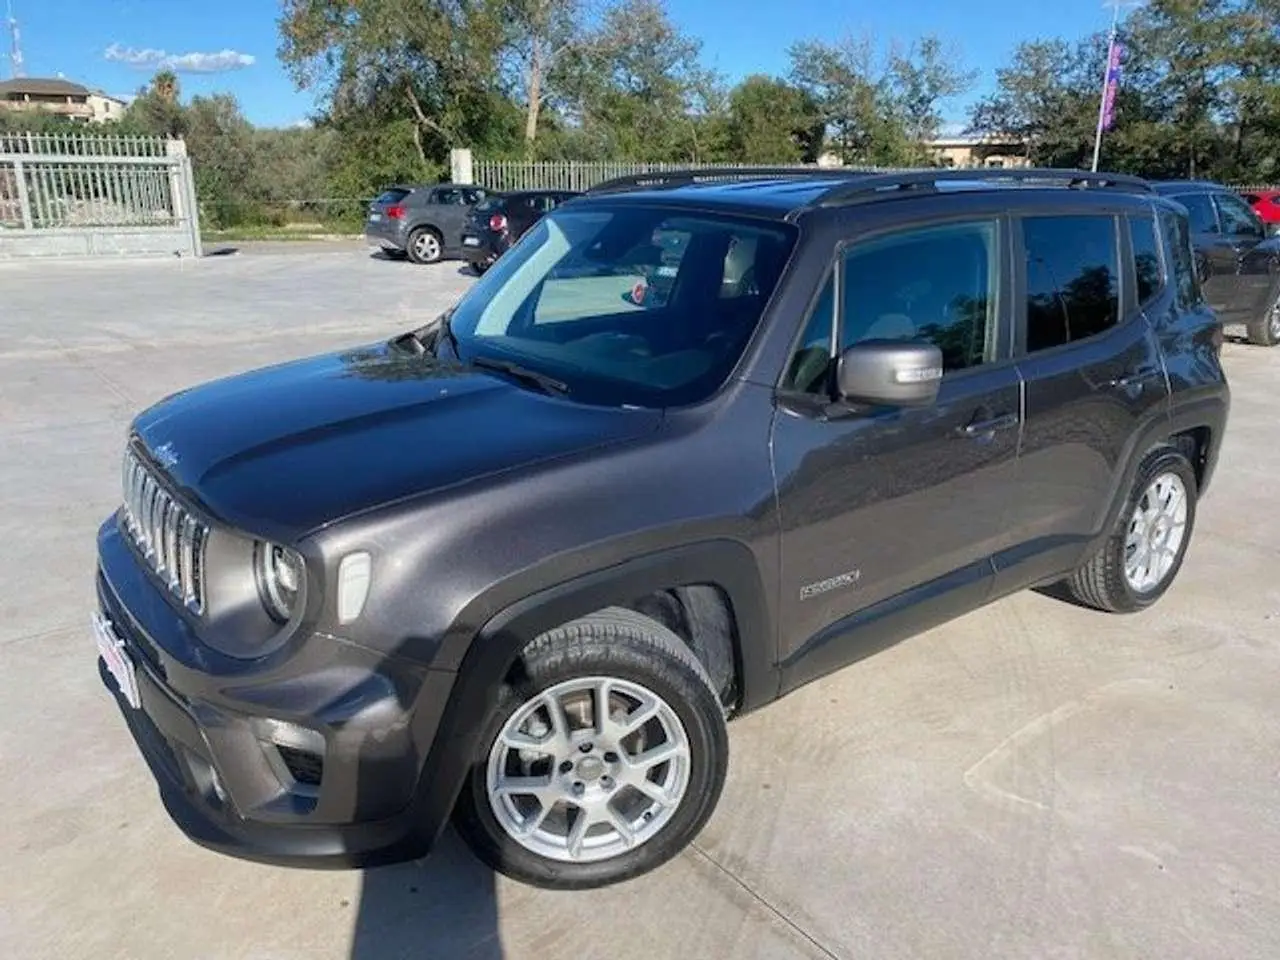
2;245;1277;959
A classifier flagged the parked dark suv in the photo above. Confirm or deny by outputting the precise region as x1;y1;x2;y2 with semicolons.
95;168;1229;890
365;183;491;264
461;189;581;274
1153;180;1280;345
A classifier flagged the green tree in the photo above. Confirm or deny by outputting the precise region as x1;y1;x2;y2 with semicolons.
723;75;823;163
278;0;517;182
555;0;715;160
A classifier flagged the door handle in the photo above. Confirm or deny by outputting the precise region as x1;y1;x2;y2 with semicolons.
956;412;1020;439
1107;367;1161;390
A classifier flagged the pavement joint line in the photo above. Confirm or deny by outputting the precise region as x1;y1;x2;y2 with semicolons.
688;841;846;960
0;623;81;648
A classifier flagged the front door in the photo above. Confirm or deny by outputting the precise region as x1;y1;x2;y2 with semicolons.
1210;190;1276;322
772;217;1021;689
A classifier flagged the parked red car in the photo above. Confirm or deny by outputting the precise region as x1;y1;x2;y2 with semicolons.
1241;188;1280;233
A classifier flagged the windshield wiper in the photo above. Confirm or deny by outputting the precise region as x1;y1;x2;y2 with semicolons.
470;355;569;396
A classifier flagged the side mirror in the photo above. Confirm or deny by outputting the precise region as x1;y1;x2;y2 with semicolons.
837;340;944;407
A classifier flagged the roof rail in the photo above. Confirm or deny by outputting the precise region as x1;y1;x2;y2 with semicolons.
586;166;861;195
811;168;1153;208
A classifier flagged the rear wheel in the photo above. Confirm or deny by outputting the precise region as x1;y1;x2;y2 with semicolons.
454;607;728;890
1247;294;1280;346
406;227;442;265
1066;447;1198;613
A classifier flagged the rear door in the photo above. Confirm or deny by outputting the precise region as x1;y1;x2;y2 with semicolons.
998;210;1169;587
428;187;472;249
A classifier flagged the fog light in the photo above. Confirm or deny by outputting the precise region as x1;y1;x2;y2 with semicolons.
337;551;372;624
253;717;326;755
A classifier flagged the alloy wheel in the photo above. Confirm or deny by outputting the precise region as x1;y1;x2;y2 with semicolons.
413;232;441;262
1123;471;1189;593
485;676;691;864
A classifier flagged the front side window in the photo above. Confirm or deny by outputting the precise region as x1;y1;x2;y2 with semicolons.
447;207;796;407
1173;193;1219;235
840;220;999;372
1130;215;1164;306
1023;215;1119;353
1215;193;1264;238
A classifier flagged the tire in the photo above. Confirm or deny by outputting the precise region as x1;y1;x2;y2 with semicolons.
1066;447;1198;613
406;227;443;265
454;607;728;890
1246;295;1280;346
471;260;490;276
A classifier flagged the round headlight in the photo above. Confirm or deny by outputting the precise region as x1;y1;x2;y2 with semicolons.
255;542;304;623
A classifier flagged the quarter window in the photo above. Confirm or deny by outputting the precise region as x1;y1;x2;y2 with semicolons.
1130;215;1164;306
1022;216;1119;352
839;220;999;372
783;273;836;393
1159;208;1203;309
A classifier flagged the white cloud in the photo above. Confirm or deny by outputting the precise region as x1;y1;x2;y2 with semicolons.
104;43;255;74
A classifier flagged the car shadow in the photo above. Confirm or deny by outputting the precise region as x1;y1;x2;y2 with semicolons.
350;827;504;959
369;249;408;262
1032;580;1095;609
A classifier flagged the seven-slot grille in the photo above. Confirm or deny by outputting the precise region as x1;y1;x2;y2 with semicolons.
121;448;208;613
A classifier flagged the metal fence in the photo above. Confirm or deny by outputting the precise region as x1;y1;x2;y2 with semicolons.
470;159;826;192
0;132;201;257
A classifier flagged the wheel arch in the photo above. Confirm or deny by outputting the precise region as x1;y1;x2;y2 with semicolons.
403;539;778;852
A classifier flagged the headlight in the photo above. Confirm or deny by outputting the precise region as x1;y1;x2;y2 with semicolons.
254;541;304;623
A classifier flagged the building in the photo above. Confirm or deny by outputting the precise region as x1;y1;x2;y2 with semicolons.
0;77;129;123
926;134;1030;169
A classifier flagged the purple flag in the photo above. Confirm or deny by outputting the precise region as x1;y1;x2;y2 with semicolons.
1101;41;1124;131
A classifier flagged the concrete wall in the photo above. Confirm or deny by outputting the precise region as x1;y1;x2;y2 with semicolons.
0;227;198;258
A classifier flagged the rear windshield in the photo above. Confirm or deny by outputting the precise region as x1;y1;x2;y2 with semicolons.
374;188;410;205
447;206;796;407
473;196;506;213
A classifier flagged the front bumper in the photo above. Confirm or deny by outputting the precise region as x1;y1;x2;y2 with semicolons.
95;517;457;869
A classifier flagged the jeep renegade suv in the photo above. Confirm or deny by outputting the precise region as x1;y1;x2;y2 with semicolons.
94;168;1229;890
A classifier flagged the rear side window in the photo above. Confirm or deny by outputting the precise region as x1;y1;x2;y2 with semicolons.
1130;215;1164;306
1173;193;1218;234
1215;192;1263;238
1159;208;1203;309
375;189;409;205
1022;216;1119;353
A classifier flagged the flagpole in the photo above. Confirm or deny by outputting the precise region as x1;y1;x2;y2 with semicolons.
1091;0;1123;172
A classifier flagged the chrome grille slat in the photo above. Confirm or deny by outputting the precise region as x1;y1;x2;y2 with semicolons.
120;449;208;613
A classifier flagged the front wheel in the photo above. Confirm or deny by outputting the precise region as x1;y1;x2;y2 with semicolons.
454;608;728;890
1066;447;1198;613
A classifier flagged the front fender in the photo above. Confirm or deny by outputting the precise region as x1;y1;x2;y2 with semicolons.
401;539;780;856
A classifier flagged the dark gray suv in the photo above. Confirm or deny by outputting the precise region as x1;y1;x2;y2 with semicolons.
95;168;1229;890
365;182;491;264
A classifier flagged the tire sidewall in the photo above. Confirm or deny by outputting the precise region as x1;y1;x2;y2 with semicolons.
456;637;728;889
1113;450;1198;610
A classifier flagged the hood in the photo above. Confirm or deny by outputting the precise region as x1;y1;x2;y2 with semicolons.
132;342;663;539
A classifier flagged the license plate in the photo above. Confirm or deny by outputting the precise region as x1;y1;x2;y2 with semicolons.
462;236;481;246
94;613;140;709
369;213;382;222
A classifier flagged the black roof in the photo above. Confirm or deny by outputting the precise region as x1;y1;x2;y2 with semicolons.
581;168;1155;220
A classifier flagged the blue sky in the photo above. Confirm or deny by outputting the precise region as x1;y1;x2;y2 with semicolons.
6;0;1117;129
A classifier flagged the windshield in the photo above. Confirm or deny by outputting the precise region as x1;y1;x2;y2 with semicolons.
445;206;796;407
